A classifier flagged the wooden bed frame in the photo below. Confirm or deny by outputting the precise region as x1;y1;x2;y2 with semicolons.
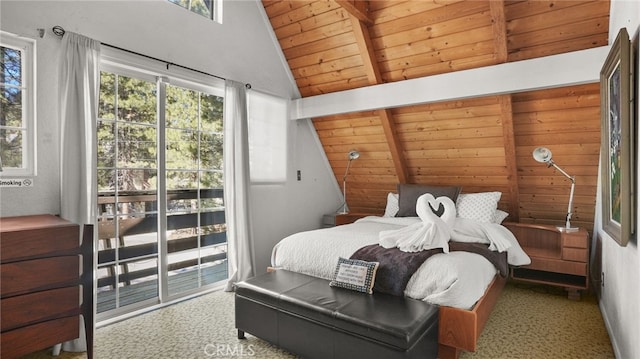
438;274;507;359
266;209;510;358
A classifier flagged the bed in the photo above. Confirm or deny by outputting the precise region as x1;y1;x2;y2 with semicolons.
269;187;530;358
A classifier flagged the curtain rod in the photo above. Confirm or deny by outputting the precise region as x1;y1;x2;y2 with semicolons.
51;25;252;89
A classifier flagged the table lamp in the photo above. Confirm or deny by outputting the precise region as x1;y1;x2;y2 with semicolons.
533;147;579;232
339;150;360;214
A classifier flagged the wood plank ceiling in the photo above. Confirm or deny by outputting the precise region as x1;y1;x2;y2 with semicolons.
262;0;609;231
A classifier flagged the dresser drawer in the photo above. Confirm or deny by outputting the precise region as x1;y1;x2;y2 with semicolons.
1;222;79;263
0;214;92;359
1;256;79;298
1;286;80;332
1;316;79;359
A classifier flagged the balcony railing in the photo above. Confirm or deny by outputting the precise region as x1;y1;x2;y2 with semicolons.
96;188;227;314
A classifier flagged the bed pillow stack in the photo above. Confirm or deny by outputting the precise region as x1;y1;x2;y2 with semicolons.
383;188;509;224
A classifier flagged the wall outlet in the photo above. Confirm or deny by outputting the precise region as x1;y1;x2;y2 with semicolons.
601;272;605;287
297;170;301;181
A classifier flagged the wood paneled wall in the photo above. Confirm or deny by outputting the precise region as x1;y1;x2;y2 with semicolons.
264;0;609;96
263;1;607;232
314;82;601;230
513;83;601;229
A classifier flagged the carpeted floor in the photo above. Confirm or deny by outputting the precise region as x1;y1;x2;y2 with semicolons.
24;282;614;359
460;283;614;359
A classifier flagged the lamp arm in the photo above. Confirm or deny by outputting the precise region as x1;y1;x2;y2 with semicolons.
566;180;575;229
550;162;575;183
549;161;577;230
343;159;353;181
340;159;354;214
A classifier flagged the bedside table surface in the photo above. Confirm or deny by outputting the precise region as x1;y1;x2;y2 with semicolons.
334;213;378;225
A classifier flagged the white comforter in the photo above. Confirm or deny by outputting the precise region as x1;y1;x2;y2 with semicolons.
271;216;530;309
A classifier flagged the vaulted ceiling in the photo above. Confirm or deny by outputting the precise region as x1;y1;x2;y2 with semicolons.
262;0;609;230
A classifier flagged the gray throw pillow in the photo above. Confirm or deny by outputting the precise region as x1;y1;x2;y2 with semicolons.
396;184;462;217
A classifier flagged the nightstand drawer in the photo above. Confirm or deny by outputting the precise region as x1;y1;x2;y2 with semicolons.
562;248;588;262
563;234;588;248
527;257;587;276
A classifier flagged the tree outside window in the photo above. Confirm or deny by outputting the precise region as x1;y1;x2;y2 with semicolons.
0;32;35;176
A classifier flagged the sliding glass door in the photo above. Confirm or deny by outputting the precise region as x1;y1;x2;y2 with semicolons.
96;67;227;320
163;83;226;297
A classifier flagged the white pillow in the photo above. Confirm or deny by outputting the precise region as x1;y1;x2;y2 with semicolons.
383;192;399;217
492;209;509;224
456;192;502;223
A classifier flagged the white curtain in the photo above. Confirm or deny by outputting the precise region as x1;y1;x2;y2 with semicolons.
224;80;255;291
58;31;100;353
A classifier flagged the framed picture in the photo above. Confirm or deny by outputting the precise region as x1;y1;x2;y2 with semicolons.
600;27;633;247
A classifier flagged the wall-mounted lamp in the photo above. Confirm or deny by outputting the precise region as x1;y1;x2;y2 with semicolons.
533;147;578;232
339;150;360;214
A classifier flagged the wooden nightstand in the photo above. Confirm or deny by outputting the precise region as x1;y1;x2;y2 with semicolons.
334;213;376;226
502;222;589;300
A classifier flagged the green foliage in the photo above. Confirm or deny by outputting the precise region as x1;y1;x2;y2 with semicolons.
97;71;224;194
167;0;213;19
1;46;24;167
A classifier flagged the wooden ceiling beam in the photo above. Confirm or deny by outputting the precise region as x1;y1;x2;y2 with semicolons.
347;12;379;84
491;2;517;218
346;11;409;183
379;108;409;184
499;94;520;221
335;0;373;25
489;0;508;63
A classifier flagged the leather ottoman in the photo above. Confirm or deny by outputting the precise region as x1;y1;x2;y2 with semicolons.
235;270;439;359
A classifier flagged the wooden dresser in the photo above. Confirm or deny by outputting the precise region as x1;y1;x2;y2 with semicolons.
503;222;589;300
0;214;93;359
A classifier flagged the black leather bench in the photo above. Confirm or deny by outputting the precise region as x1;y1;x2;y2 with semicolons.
235;269;439;359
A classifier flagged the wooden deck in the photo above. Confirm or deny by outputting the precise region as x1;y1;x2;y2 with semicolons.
97;261;228;313
96;189;229;316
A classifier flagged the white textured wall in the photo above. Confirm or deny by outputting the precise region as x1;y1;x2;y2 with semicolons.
0;0;342;274
0;26;61;216
599;1;640;358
